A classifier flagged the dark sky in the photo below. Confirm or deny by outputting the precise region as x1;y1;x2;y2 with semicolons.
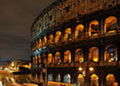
0;0;54;60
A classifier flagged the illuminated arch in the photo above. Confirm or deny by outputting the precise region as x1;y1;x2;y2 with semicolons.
54;52;61;64
104;45;117;62
64;50;72;63
74;24;84;39
38;39;42;48
35;40;39;49
90;74;99;86
33;56;36;64
37;55;41;64
106;74;116;86
104;16;118;33
34;56;38;64
75;49;84;63
47;53;54;64
42;36;47;46
77;74;85;86
89;20;100;36
48;34;54;44
63;28;72;41
89;47;99;62
55;31;62;43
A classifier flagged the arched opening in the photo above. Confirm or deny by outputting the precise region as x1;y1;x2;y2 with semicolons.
34;55;38;64
55;31;62;43
89;47;99;62
48;34;54;44
63;74;71;83
89;20;100;36
37;55;41;64
54;52;61;64
33;56;37;64
74;24;84;39
75;49;84;63
32;42;36;51
77;74;85;86
104;45;117;62
90;74;99;86
38;39;42;48
106;74;116;86
48;74;53;81
104;16;118;33
64;50;71;63
42;36;47;46
35;40;39;49
47;53;54;64
63;28;72;41
55;74;61;82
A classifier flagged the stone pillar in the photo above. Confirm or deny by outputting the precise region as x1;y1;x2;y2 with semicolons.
99;46;105;62
83;47;89;62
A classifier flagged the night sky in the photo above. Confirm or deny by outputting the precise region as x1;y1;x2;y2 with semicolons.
0;0;54;61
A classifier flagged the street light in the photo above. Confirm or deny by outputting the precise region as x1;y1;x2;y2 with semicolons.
78;67;83;71
89;67;94;72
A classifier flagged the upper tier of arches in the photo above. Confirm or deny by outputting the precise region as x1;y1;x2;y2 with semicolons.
32;16;120;51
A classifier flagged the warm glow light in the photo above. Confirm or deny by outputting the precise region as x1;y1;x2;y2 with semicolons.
56;31;62;35
89;47;99;62
78;67;83;71
91;74;99;80
106;74;115;81
89;67;94;72
11;62;14;67
78;74;84;79
105;16;117;24
93;57;99;62
48;53;53;64
65;28;71;34
76;24;84;31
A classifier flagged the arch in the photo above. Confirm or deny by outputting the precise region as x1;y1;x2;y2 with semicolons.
37;55;41;64
90;74;99;86
74;24;84;39
33;56;36;64
48;74;53;81
64;50;72;63
89;47;99;62
75;49;84;63
106;74;116;86
63;28;72;41
63;74;71;83
47;53;54;64
35;40;39;49
104;16;118;33
56;74;61;82
104;45;118;62
55;31;62;43
54;52;61;64
89;20;100;36
77;74;85;86
38;39;42;48
48;34;54;44
34;56;38;64
42;36;47;46
65;28;72;34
